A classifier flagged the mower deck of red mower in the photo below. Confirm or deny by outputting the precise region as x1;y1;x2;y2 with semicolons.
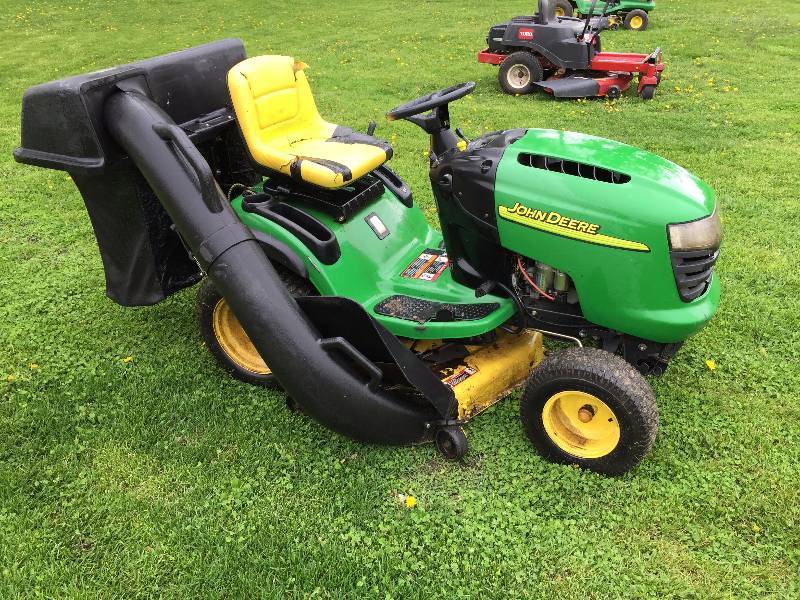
478;49;664;99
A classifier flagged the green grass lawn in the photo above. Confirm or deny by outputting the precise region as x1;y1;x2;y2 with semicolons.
2;0;799;597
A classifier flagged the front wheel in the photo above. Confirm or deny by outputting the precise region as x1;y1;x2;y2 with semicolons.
498;52;543;95
554;0;574;17
520;347;658;476
639;84;657;100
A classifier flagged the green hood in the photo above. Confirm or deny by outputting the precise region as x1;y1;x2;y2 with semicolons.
494;128;719;343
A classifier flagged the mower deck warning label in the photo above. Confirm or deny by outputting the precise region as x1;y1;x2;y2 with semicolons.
441;365;477;388
401;248;449;282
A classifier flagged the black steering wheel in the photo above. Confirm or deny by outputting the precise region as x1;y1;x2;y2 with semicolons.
385;82;476;121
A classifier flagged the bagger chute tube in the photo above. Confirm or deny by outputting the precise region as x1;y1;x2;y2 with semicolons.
14;39;721;475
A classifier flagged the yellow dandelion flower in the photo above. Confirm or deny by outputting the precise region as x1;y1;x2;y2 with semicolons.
405;495;417;509
122;356;134;363
705;359;717;371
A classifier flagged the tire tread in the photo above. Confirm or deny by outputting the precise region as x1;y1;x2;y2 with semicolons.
520;347;658;475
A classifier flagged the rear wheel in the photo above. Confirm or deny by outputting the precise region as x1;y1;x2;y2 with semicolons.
520;347;658;476
554;0;574;17
624;9;649;31
499;52;543;95
196;266;317;387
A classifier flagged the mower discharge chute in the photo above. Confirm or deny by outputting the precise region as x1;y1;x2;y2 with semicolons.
14;39;720;475
479;0;664;100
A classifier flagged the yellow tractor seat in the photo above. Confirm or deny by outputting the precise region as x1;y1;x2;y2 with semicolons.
227;55;392;189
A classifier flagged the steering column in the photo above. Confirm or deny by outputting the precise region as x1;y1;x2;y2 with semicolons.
385;82;475;160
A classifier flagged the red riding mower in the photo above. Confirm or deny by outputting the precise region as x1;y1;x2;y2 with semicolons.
478;0;664;100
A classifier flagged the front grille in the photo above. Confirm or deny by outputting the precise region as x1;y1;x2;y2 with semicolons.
670;248;719;302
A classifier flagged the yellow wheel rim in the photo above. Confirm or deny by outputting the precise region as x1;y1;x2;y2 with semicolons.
630;15;644;29
211;298;271;375
555;6;565;17
542;390;620;459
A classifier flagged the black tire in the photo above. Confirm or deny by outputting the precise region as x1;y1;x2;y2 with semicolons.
606;86;622;100
498;52;543;95
639;84;657;100
196;266;317;387
623;9;649;31
554;0;574;17
435;427;468;460
520;347;658;476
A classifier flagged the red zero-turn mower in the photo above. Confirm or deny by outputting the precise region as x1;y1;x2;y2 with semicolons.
478;0;664;100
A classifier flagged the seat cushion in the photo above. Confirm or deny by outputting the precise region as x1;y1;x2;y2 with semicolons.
228;56;393;189
282;127;393;187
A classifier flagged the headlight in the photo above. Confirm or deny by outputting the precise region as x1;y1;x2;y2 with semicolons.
668;206;722;251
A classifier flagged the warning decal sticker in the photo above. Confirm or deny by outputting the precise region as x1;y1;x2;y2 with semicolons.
400;248;450;282
441;365;478;389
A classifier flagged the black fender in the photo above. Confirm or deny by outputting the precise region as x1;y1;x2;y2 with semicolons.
526;43;578;69
249;228;308;279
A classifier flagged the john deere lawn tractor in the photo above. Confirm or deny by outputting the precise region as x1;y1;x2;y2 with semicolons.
479;0;664;99
554;0;655;30
14;39;720;475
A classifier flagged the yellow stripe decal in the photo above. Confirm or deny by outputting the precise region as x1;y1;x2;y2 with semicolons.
498;205;650;252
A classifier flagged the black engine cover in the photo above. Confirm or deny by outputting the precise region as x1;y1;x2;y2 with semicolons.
429;129;526;288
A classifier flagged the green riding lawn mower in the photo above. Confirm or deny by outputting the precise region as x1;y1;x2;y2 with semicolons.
555;0;655;30
13;39;720;475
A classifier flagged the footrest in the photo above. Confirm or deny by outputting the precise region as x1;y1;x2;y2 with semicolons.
374;295;499;324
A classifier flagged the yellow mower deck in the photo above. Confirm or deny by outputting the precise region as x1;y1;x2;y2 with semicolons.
432;330;545;420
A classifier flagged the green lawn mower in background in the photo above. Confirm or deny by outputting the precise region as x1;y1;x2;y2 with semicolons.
555;0;655;30
13;40;720;475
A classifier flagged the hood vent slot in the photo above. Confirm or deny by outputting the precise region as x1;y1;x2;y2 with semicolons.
517;153;631;184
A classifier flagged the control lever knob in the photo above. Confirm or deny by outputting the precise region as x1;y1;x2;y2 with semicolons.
475;281;497;298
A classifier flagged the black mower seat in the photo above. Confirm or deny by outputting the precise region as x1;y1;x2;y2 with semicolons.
228;55;392;189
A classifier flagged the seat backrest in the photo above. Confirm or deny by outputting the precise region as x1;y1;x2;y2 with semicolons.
536;0;555;24
228;55;328;151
